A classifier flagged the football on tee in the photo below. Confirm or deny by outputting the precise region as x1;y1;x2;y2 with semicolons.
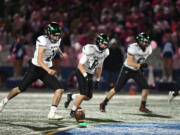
74;107;85;122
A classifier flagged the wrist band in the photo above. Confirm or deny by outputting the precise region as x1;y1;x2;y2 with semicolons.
83;73;87;77
96;78;100;82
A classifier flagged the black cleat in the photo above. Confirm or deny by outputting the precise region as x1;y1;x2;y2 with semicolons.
100;101;106;112
70;110;75;118
139;104;152;113
64;93;72;108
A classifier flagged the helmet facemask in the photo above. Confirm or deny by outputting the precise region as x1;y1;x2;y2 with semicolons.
96;33;110;51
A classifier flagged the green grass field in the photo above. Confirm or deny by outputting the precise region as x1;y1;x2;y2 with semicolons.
0;89;180;135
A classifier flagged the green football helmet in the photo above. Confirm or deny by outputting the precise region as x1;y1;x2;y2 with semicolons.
96;33;110;51
136;32;150;44
136;32;150;51
45;22;62;43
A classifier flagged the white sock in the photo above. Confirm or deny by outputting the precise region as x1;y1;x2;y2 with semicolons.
72;94;78;100
49;106;57;115
72;105;77;111
3;97;8;104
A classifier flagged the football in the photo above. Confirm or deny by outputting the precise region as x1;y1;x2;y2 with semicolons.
74;107;85;122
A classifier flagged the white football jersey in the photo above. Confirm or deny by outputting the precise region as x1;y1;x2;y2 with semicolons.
124;43;152;70
32;35;61;67
81;44;109;74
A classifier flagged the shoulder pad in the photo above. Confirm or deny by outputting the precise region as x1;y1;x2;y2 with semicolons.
127;43;138;55
82;44;96;56
104;48;110;57
36;35;47;46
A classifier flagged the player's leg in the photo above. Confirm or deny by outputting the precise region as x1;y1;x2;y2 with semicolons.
69;69;93;117
70;94;90;117
100;66;129;112
132;71;152;113
167;59;173;82
64;93;78;108
100;88;116;112
0;87;21;112
48;88;64;120
168;90;180;103
140;89;152;112
0;63;39;112
52;88;64;106
41;72;64;120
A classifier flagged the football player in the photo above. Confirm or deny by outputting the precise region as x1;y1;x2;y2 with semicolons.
0;22;64;120
100;32;153;113
64;33;110;117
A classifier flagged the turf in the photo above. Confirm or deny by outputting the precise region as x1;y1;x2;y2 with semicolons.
0;90;180;135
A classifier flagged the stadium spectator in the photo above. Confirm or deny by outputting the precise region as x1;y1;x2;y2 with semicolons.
0;22;65;120
103;38;124;89
0;0;180;89
160;29;175;82
171;25;180;49
8;35;26;80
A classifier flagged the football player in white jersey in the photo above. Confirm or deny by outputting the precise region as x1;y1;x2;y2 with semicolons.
100;32;153;113
64;33;110;117
0;22;65;120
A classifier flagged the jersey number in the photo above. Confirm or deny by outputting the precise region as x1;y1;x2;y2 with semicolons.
89;59;98;70
46;50;56;62
137;57;145;64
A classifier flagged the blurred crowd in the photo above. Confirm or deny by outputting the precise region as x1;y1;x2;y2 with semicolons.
0;0;180;84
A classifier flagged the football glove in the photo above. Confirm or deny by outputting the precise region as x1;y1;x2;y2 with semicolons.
140;63;148;71
84;76;89;82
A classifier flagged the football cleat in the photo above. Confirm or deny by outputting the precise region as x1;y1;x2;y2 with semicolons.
48;113;63;120
168;91;175;103
70;110;75;118
100;101;106;112
0;100;7;112
64;93;72;108
139;104;152;113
